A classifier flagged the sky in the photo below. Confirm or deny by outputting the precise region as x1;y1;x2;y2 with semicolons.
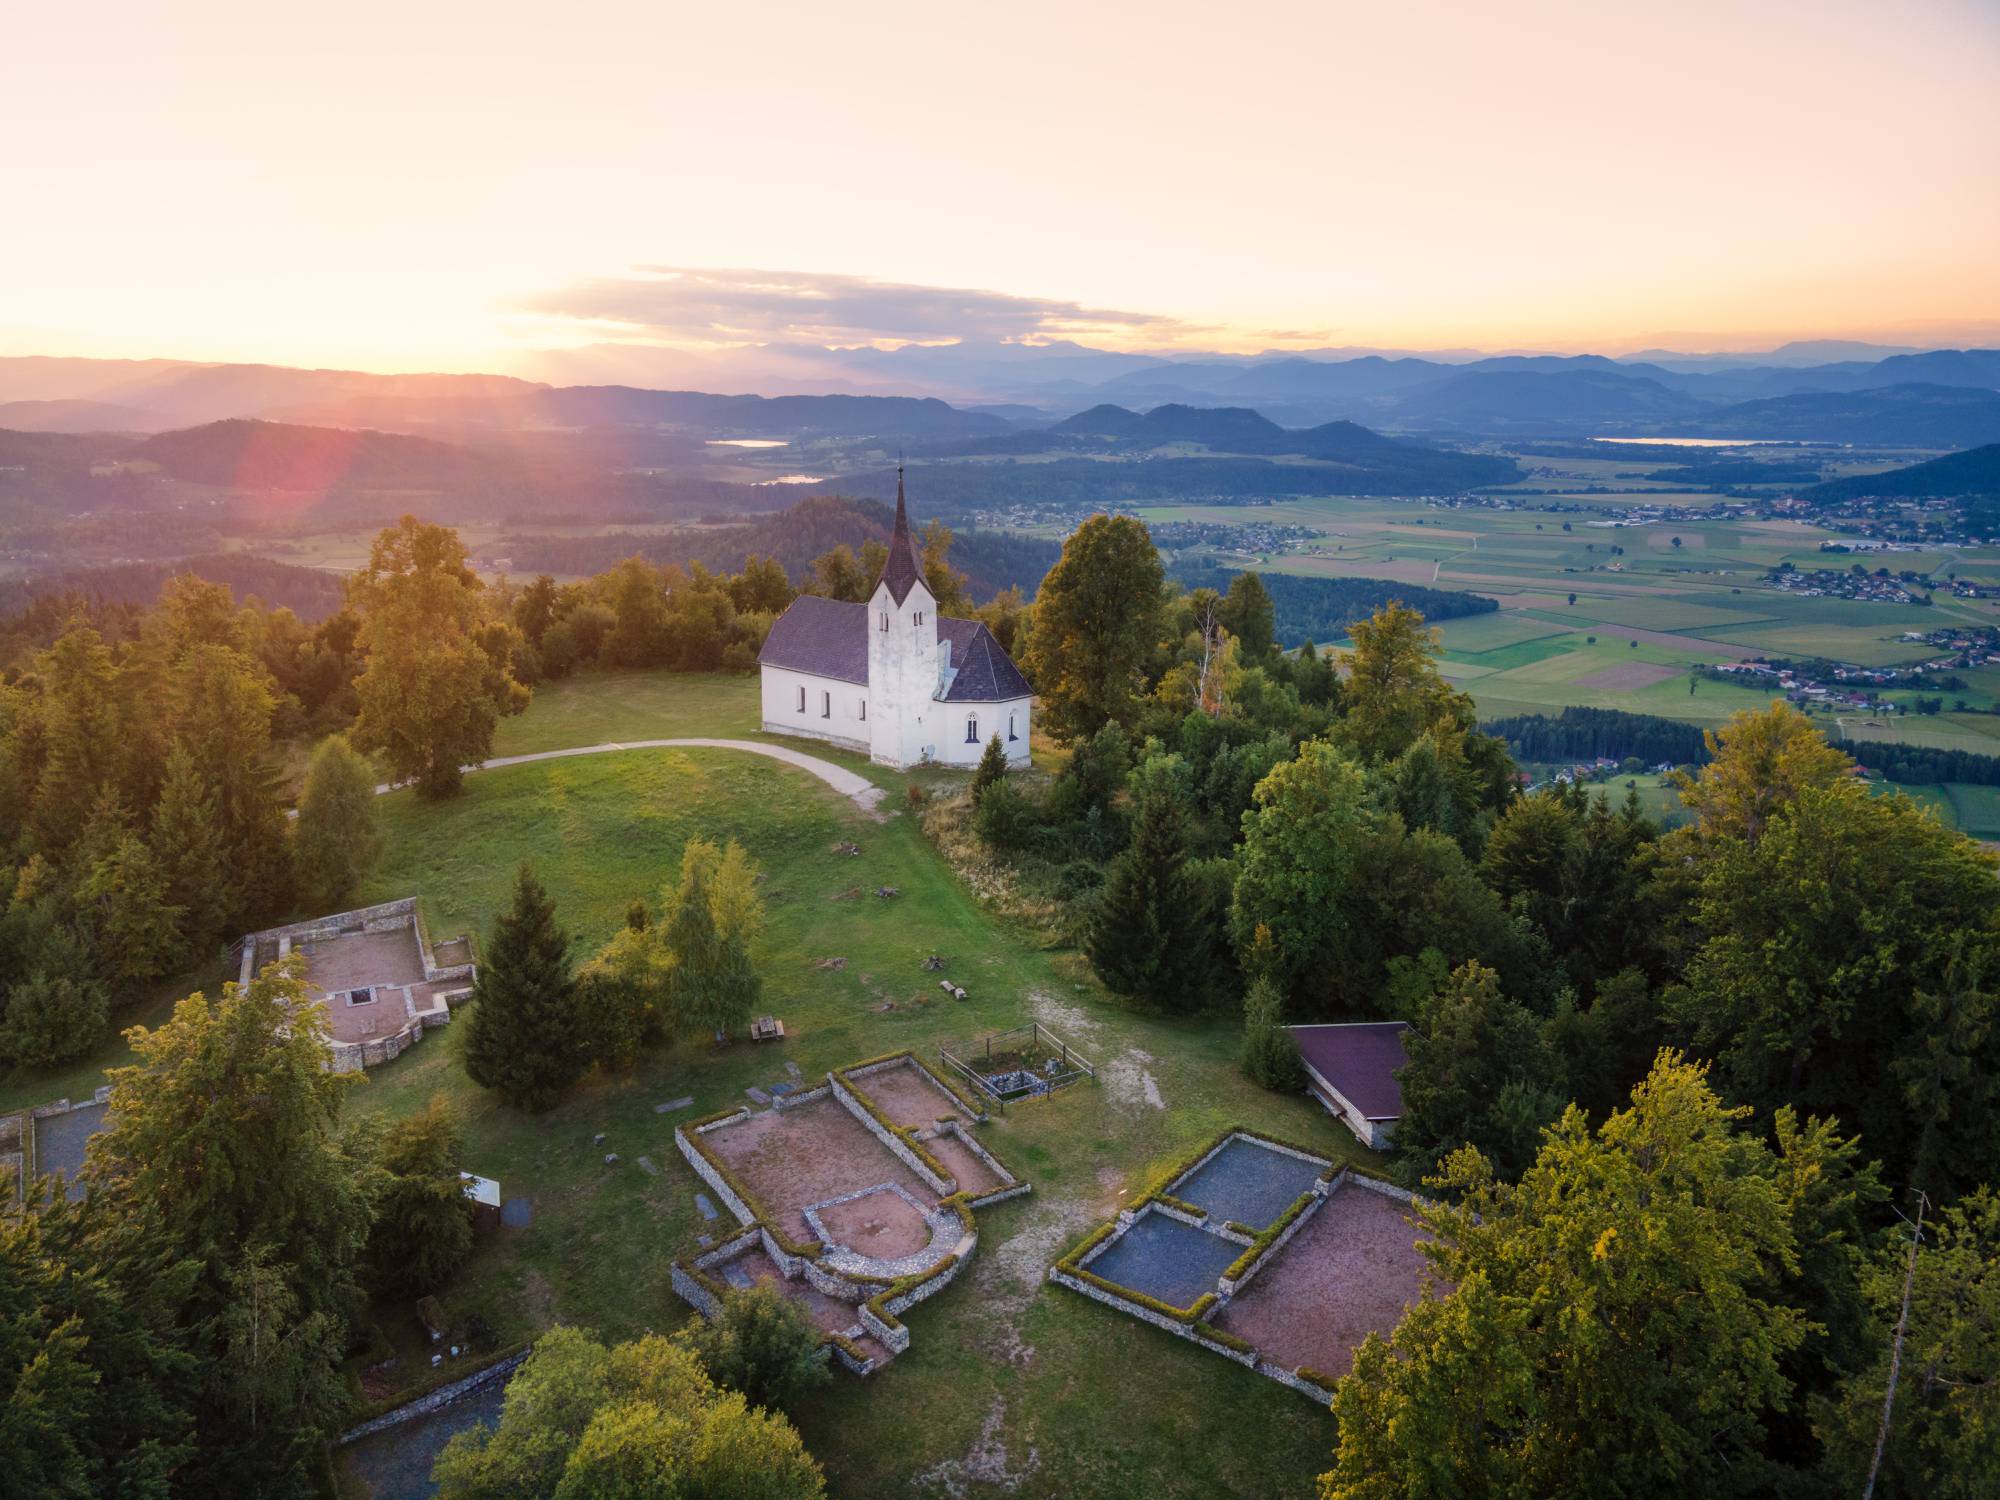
4;0;1998;375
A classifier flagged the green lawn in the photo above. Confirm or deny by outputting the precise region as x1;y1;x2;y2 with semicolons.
330;675;1359;1497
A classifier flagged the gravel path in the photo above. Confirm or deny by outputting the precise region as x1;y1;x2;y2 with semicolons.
368;738;886;814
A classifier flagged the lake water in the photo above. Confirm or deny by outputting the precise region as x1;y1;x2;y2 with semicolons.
1592;437;1795;448
754;474;827;485
706;438;789;449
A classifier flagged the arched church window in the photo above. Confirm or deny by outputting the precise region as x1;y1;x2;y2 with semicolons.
879;611;888;632
796;685;805;712
1008;713;1017;742
965;716;978;743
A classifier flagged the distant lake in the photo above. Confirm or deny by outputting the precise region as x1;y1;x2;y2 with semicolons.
706;438;789;449
1592;437;1794;448
754;474;827;485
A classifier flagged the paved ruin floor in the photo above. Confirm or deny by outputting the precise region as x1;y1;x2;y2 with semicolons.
1213;1188;1434;1376
853;1061;970;1129
1173;1137;1324;1230
301;927;425;993
1086;1212;1242;1309
704;1095;938;1240
814;1187;934;1259
927;1132;1002;1196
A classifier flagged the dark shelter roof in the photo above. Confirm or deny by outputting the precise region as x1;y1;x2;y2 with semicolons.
1287;1022;1412;1120
875;467;928;605
759;598;1032;703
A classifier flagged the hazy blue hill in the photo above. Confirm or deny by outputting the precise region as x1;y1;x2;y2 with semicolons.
135;419;508;489
1682;384;2000;447
516;387;1010;440
1801;443;2000;502
0;399;171;433
1388;368;1704;431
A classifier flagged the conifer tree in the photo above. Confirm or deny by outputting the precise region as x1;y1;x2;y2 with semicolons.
1087;786;1222;1011
463;865;584;1110
362;1093;475;1295
1241;973;1303;1091
150;742;230;956
660;848;760;1048
971;732;1009;806
292;733;382;910
76;831;183;984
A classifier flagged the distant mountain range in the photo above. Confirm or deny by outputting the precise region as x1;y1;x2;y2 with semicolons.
3;344;1999;456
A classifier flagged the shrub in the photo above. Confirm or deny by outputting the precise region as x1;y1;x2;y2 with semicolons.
973;778;1039;851
678;1283;832;1415
0;968;108;1070
1241;976;1305;1092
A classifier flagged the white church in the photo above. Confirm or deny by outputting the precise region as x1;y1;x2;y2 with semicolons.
758;475;1034;771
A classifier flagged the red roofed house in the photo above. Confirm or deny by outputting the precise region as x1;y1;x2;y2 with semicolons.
1287;1021;1413;1150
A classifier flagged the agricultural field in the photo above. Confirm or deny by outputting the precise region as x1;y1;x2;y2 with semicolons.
1136;490;2000;756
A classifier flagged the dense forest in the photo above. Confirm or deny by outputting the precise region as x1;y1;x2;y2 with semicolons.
1483;705;1712;766
1171;563;1495;646
943;513;1996;1496
497;496;1062;599
1836;734;2000;787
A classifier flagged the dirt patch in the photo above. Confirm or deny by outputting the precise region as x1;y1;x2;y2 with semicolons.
1102;1049;1165;1111
814;1189;935;1259
927;1133;1002;1197
1213;1187;1435;1378
854;1060;969;1129
702;1096;939;1239
1029;989;1101;1038
1575;660;1682;691
914;1396;1039;1498
811;956;847;970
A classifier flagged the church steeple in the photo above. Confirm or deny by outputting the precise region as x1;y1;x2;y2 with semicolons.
875;463;928;605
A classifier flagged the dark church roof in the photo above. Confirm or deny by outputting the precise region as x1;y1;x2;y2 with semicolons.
874;468;928;606
1287;1022;1412;1121
758;594;870;685
758;597;1032;703
938;618;1032;701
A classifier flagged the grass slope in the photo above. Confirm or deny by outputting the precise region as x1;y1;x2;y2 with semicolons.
322;674;1363;1497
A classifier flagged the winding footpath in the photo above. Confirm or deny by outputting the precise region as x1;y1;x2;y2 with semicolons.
371;737;888;815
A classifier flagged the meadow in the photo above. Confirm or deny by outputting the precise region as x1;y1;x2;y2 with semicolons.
330;675;1374;1497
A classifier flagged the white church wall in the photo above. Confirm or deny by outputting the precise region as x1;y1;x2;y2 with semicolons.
759;665;871;755
928;697;1033;767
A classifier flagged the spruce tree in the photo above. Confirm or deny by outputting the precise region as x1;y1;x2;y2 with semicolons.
463;865;584;1110
1241;974;1303;1091
971;732;1009;805
293;733;382;911
664;853;762;1042
1087;788;1222;1011
151;742;230;955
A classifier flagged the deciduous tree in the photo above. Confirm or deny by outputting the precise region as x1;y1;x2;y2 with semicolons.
676;1284;831;1415
362;1093;475;1296
1021;514;1165;743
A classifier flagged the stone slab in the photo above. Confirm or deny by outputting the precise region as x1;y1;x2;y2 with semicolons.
655;1096;694;1114
695;1193;720;1221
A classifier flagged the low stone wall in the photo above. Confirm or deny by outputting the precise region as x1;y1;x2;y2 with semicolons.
775;1082;833;1110
673;1113;758;1227
1219;1185;1330;1298
1258;1360;1339;1403
829;1073;952;1196
336;1347;530;1447
1334;1166;1420;1206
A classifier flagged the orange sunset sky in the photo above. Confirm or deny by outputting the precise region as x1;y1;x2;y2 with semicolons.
4;0;1997;374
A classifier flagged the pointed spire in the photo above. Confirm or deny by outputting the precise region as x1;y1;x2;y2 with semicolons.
875;461;927;605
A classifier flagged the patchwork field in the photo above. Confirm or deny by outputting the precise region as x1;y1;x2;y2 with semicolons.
1136;490;2000;757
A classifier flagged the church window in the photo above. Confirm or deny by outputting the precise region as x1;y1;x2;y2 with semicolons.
879;610;888;632
965;716;978;743
821;690;831;718
796;685;805;712
1008;712;1018;742
858;699;866;721
914;610;924;626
